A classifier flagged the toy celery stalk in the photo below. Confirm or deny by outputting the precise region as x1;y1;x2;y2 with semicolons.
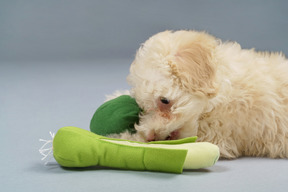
53;126;220;173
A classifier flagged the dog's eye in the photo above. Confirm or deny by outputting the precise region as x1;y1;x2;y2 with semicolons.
160;97;170;105
157;96;172;114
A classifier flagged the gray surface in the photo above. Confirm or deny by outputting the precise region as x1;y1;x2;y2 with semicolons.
1;0;288;61
1;1;288;192
1;60;288;192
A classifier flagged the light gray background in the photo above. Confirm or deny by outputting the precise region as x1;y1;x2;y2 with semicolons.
1;1;288;192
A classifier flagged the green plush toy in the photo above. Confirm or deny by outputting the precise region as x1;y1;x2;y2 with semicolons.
49;95;220;173
53;126;219;173
90;95;140;136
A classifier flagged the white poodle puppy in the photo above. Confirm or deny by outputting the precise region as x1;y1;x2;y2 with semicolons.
110;30;288;159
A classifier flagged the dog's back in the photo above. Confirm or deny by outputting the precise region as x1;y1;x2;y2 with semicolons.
197;42;288;158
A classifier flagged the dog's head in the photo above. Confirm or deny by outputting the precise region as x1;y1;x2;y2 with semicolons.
127;30;218;141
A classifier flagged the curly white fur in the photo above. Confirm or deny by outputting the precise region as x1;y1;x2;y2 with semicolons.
109;30;288;159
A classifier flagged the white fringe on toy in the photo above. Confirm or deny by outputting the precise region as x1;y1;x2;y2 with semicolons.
39;131;55;165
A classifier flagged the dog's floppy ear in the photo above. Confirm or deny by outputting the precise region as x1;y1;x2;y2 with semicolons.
170;31;218;97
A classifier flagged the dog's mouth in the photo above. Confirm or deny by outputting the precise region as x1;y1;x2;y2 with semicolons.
147;129;180;142
165;130;180;140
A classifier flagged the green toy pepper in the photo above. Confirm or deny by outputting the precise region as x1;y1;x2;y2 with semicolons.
90;95;140;136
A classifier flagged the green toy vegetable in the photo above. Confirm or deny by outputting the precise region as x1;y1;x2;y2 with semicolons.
90;95;140;136
53;126;220;173
41;95;220;173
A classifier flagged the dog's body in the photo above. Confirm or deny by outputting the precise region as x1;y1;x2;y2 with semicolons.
110;30;288;159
